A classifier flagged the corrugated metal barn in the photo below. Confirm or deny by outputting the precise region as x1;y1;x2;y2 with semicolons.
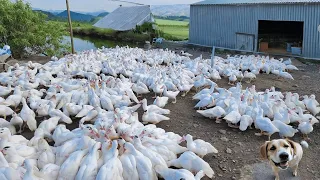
189;0;320;59
94;5;154;31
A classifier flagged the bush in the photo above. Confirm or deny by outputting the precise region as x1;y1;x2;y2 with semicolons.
0;0;67;58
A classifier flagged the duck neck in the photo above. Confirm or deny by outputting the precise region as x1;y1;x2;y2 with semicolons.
0;151;9;167
14;86;21;95
263;93;269;102
22;98;27;106
283;110;289;118
185;136;193;146
298;108;303;116
0;135;9;147
142;99;147;111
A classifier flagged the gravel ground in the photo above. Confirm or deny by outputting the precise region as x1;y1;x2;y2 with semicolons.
2;51;320;180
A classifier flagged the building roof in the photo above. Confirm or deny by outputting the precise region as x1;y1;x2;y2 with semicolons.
193;0;320;5
94;5;152;31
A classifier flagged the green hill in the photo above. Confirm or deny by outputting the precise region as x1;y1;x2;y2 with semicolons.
97;12;109;17
34;10;56;20
56;10;94;22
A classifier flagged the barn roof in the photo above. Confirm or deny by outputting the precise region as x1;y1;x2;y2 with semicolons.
94;5;152;31
193;0;320;5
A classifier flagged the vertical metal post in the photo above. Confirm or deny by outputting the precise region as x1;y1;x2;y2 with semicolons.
66;0;75;54
211;46;215;68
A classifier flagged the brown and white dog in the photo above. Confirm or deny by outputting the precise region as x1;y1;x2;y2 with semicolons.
260;139;303;180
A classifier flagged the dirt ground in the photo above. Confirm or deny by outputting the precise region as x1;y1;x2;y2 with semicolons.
2;50;320;180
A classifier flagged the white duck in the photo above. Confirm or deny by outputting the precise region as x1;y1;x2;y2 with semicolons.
65;103;82;116
244;71;256;83
141;98;170;115
304;96;320;116
297;107;318;124
41;163;60;180
163;86;179;103
48;101;72;124
239;115;253;131
20;97;37;131
273;106;290;125
96;140;123;180
23;159;44;180
142;111;170;124
3;86;23;110
197;106;226;122
1;146;25;167
223;109;241;127
194;96;214;110
298;120;314;140
76;105;94;118
37;138;55;170
278;68;294;80
119;141;139;180
255;108;279;140
36;103;50;117
132;82;150;97
100;94;114;111
0;127;28;147
153;96;169;108
140;136;187;155
228;73;237;85
0;105;14;120
123;142;157;180
168;151;214;178
272;120;298;138
37;116;61;139
9;113;23;134
155;165;205;180
58;148;89;180
76;142;101;180
184;134;218;158
133;136;167;168
0;83;12;97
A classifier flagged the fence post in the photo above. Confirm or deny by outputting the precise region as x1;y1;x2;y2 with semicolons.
66;0;75;54
211;46;215;68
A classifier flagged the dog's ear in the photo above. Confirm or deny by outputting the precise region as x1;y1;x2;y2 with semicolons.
286;139;297;155
260;141;270;160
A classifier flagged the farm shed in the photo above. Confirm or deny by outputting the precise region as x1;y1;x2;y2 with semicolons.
189;0;320;59
94;5;154;31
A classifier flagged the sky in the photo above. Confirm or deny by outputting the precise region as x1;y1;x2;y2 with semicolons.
21;0;199;12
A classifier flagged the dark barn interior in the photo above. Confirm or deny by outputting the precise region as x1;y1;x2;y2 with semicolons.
258;20;304;54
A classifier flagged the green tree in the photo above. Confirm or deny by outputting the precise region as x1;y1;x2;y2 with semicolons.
0;0;67;58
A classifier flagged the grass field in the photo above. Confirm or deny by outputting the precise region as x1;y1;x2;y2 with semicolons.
158;26;189;40
155;18;189;26
155;18;189;40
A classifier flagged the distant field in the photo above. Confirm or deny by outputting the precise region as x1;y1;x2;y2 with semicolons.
158;26;189;40
155;18;189;40
155;18;189;26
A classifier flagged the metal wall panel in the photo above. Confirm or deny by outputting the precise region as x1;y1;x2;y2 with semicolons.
189;4;320;58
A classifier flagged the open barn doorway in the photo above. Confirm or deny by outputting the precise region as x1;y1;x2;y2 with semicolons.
258;20;304;55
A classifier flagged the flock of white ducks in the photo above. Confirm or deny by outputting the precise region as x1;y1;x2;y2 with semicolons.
196;83;319;140
0;46;317;180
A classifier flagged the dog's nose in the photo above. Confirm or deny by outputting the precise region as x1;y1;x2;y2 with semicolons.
279;153;289;160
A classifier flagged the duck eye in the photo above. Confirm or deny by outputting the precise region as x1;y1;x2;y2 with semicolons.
270;146;276;151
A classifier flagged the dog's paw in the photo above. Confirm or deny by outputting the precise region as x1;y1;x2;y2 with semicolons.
293;171;297;177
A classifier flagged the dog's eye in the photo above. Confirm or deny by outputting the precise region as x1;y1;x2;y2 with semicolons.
284;145;289;148
270;146;276;151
